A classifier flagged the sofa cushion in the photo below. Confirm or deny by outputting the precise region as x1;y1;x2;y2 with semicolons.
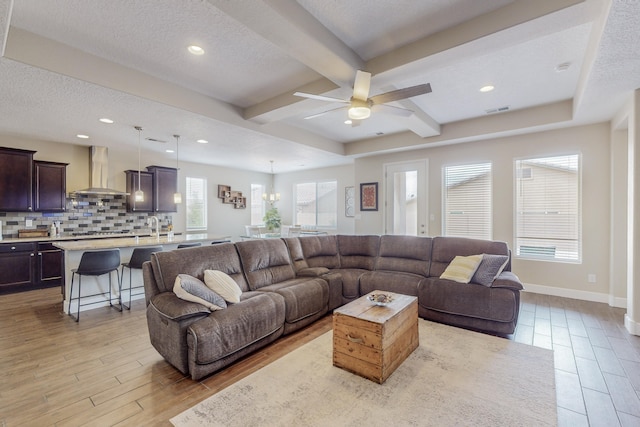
375;235;432;276
298;235;340;269
173;274;227;311
359;271;424;297
204;270;243;303
440;254;483;283
430;236;509;277
236;239;296;290
337;235;380;270
471;254;509;286
150;243;249;293
258;277;329;326
187;292;286;365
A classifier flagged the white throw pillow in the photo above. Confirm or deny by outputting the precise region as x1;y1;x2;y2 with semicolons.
173;274;227;311
204;270;242;303
440;254;483;284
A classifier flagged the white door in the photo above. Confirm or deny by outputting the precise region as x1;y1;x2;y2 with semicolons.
384;160;428;236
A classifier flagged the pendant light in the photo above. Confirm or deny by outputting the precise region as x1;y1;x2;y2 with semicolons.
134;126;144;202
262;160;280;205
173;134;182;204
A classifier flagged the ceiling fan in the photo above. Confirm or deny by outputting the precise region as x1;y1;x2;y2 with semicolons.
294;70;432;122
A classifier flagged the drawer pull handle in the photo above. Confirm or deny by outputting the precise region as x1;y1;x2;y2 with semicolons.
346;334;363;344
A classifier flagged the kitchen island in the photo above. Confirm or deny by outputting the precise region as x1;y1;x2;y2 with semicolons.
53;233;230;316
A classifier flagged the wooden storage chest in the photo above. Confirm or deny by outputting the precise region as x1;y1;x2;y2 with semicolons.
333;291;418;384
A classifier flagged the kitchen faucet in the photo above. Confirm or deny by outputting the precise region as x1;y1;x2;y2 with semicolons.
148;216;160;240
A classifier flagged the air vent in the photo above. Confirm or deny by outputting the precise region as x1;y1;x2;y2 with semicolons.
485;106;510;114
375;132;384;136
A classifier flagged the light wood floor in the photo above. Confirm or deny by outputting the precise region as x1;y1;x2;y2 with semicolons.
1;288;639;426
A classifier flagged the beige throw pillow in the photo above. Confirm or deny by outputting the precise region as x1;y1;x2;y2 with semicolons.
440;254;483;284
204;270;242;303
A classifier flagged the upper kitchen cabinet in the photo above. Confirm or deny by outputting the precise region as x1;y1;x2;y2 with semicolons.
34;161;68;212
125;170;154;212
146;166;177;213
0;147;35;211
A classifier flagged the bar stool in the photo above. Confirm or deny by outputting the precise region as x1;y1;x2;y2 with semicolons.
177;242;201;249
120;246;162;310
69;249;121;322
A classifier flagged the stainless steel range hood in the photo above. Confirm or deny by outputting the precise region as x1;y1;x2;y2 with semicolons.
69;146;129;196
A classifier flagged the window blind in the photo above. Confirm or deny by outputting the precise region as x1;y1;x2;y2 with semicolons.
515;154;581;262
295;181;337;227
443;163;492;240
186;177;207;230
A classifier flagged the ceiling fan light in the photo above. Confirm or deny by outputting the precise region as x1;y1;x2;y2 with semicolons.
348;106;371;120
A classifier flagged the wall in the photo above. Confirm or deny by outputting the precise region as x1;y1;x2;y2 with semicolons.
353;123;612;301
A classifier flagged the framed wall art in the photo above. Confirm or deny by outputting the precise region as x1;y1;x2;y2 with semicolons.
360;182;378;211
345;186;355;217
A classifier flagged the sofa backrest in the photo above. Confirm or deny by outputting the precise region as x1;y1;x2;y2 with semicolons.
297;235;340;269
429;236;510;277
149;243;249;293
337;235;380;270
236;239;296;290
375;235;432;277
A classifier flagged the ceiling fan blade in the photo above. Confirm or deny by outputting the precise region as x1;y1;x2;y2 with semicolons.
303;106;348;120
372;104;414;117
369;83;432;105
352;70;371;101
294;92;349;103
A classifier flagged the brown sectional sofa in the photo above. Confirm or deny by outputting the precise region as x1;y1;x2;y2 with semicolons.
143;234;523;380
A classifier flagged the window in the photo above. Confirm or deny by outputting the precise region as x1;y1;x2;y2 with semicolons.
295;181;337;228
250;184;265;225
186;177;206;230
443;163;492;240
515;154;581;262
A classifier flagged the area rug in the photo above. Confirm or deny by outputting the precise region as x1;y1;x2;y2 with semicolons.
171;320;557;426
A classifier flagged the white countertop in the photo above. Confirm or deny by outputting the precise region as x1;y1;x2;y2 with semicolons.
51;233;230;251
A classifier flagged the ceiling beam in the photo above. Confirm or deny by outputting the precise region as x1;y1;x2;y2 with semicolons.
0;0;13;57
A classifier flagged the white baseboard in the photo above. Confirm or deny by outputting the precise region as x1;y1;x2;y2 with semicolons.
625;314;640;336
522;283;627;308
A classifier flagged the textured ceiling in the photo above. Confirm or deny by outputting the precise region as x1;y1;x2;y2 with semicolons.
0;0;638;173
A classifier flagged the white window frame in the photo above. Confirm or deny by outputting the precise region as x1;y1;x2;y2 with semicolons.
442;162;492;240
294;180;337;229
250;184;266;225
185;176;207;231
514;154;581;263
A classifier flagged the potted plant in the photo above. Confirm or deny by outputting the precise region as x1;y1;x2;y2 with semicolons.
263;207;282;233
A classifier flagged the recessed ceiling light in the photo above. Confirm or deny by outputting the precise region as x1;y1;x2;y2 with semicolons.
344;120;352;125
166;149;175;153
188;45;204;55
76;134;89;139
480;85;495;93
197;139;208;144
99;118;114;124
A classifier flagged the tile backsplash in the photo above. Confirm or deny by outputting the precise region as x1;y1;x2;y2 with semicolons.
0;194;173;238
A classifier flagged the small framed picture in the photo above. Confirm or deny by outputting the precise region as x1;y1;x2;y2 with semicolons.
360;182;378;211
345;186;355;217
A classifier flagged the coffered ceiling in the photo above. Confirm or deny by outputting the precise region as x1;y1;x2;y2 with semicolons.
0;0;638;173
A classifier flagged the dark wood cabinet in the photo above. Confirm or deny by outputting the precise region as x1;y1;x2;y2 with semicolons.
0;243;36;292
37;242;64;286
34;161;68;212
125;170;154;212
0;147;35;211
0;242;63;293
146;166;178;213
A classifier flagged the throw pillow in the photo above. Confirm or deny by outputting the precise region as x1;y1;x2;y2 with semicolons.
173;274;227;311
440;254;483;284
204;270;243;303
471;254;510;286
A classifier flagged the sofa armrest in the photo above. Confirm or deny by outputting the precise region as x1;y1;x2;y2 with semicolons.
490;271;524;291
297;267;330;277
149;292;211;322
